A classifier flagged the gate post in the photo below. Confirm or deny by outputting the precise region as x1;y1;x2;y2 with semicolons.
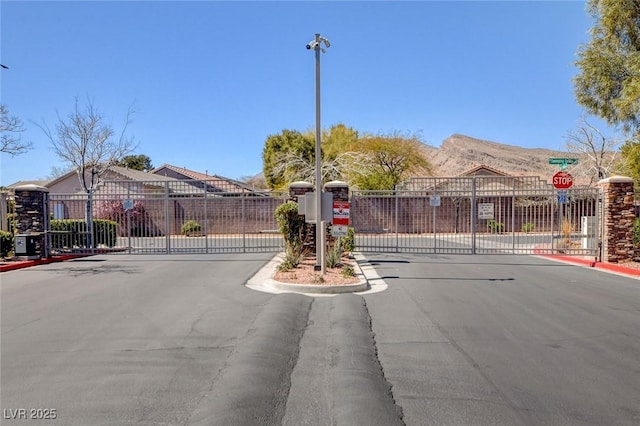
598;176;635;263
13;184;50;259
325;180;349;249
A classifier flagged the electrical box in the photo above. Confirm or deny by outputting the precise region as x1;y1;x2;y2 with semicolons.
15;234;38;257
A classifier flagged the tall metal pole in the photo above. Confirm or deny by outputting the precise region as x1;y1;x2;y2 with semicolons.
308;33;330;274
315;34;323;273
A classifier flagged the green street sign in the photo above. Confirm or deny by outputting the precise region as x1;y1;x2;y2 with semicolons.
548;158;578;170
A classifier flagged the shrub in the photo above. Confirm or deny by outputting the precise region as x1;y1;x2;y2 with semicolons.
343;227;355;254
634;218;639;249
96;199;150;237
341;264;356;278
561;218;574;244
522;222;535;233
487;220;505;233
278;244;308;272
181;220;202;236
50;219;117;249
326;240;343;269
0;230;14;258
275;202;305;250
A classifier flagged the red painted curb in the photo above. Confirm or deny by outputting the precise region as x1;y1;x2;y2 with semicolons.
0;254;91;272
537;253;640;277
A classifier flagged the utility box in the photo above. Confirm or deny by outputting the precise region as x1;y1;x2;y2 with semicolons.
15;234;38;258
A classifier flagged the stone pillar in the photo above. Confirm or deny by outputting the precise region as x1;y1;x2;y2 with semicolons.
324;181;350;246
324;180;349;202
13;184;50;259
288;181;314;202
598;176;635;263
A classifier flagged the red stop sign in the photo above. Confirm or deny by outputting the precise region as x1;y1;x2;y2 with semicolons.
553;171;573;189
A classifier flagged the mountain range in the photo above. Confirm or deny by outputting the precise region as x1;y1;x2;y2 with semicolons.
421;134;583;184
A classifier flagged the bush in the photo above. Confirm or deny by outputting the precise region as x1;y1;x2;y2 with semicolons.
326;240;343;269
275;202;305;249
96;199;151;237
181;220;202;236
275;201;308;270
522;222;535;233
341;264;356;278
343;227;355;254
487;220;505;233
50;219;117;249
277;244;307;272
0;230;14;258
634;218;639;248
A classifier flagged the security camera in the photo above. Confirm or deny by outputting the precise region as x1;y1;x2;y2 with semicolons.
306;43;312;50
322;38;331;48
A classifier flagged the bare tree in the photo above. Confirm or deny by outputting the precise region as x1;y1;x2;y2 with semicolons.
1;104;32;156
38;98;136;248
565;117;620;185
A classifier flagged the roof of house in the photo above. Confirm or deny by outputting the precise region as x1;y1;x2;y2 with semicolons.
151;164;268;195
7;180;51;189
459;164;511;177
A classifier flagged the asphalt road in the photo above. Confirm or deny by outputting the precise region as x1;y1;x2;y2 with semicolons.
363;253;640;425
1;253;639;425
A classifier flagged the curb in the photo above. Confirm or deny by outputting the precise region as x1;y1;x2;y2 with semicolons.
265;277;369;294
0;254;91;272
536;253;640;278
246;253;381;296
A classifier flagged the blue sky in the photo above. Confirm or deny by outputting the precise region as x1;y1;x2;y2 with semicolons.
0;0;609;186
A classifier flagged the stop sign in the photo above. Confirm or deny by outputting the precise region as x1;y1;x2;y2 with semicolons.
552;171;573;189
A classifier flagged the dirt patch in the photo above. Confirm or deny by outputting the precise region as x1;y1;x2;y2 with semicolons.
273;257;360;285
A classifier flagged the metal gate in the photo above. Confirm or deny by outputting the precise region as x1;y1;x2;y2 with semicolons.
48;180;287;254
351;176;602;256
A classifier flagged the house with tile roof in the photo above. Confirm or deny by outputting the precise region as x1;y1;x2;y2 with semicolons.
151;164;269;196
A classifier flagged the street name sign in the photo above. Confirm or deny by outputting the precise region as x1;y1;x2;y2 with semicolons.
549;158;578;170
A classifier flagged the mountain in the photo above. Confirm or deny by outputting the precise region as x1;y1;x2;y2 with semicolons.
420;134;577;183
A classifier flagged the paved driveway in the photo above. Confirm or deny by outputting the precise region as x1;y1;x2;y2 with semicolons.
1;253;639;425
364;253;640;425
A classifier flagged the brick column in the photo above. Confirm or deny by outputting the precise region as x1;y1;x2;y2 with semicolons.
288;181;313;202
324;180;349;202
324;181;349;245
598;176;635;263
13;184;50;259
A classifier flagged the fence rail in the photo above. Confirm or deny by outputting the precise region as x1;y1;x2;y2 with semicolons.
47;180;288;254
352;176;602;256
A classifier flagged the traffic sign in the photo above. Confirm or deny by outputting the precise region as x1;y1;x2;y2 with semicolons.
549;158;578;170
552;171;574;189
557;189;568;204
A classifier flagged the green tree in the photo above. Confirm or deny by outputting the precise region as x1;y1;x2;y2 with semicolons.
116;154;153;171
574;0;640;135
321;123;359;160
619;137;640;185
262;129;314;190
346;132;432;190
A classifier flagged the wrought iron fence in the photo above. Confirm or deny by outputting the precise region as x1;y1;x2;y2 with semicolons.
48;180;287;254
352;176;602;256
